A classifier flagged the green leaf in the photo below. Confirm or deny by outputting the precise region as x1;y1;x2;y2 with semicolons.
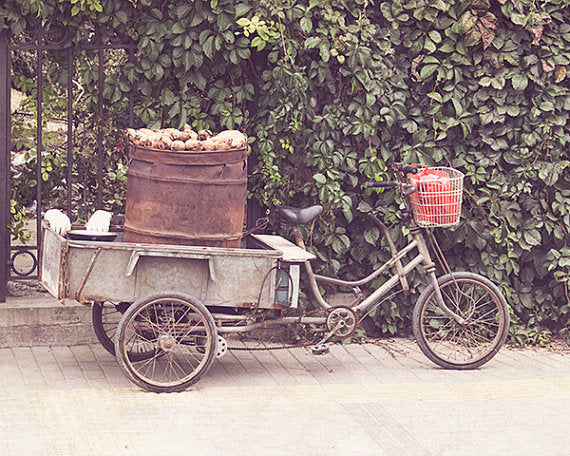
424;38;437;53
115;11;127;24
451;98;463;116
172;23;184;34
203;36;215;58
152;64;164;80
357;201;373;213
429;30;442;43
320;42;330;62
161;88;176;106
523;229;542;247
510;13;525;25
479;76;493;87
491;76;505;90
420;64;438;79
235;4;252;16
313;173;326;184
305;37;320;48
512;75;528;92
364;227;380;246
300;17;312;33
427;91;443;103
539;101;555;112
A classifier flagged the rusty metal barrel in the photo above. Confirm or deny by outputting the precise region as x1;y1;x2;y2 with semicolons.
123;144;247;248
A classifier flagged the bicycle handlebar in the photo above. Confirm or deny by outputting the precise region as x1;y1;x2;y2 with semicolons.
367;164;419;189
367;181;398;188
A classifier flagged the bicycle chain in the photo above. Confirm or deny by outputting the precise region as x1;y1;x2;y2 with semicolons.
227;306;358;352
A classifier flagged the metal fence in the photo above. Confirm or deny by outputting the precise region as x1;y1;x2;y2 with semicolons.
0;25;136;301
0;24;263;302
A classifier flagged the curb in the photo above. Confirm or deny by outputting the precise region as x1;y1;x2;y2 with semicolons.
0;293;97;347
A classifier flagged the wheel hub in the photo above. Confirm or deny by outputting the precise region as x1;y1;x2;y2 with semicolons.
158;334;176;353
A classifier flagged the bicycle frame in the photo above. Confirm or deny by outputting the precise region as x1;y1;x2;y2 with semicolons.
291;218;467;326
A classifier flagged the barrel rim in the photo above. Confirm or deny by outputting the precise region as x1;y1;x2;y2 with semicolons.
128;141;248;155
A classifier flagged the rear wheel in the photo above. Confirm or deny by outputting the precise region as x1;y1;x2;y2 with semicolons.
92;301;130;356
115;293;217;393
413;272;509;369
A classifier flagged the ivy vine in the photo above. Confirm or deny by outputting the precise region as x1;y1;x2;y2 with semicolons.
1;0;568;344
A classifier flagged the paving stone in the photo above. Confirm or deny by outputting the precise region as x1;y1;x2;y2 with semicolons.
1;340;570;455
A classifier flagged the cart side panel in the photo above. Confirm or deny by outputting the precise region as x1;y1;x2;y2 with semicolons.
133;255;276;308
204;256;277;308
65;245;277;308
39;227;68;300
67;247;138;302
133;256;209;302
67;248;209;303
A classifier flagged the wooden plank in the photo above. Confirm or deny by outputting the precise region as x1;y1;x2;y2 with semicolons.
251;235;315;262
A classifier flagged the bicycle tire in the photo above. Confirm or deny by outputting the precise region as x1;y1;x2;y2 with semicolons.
413;272;509;369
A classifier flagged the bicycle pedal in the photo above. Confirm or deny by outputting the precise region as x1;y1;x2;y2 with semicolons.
311;344;330;356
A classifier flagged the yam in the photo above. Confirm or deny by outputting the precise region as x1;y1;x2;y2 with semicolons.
212;137;232;151
198;129;213;141
173;131;198;142
214;130;247;149
158;137;173;150
184;139;201;150
182;125;199;138
149;135;162;149
132;132;143;145
126;128;137;142
172;140;186;151
201;138;217;151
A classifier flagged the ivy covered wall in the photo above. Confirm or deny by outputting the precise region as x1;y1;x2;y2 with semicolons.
1;0;569;343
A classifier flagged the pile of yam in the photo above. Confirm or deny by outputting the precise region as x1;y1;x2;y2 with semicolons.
126;125;247;151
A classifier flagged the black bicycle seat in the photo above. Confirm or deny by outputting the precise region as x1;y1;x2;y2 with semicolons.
275;205;323;226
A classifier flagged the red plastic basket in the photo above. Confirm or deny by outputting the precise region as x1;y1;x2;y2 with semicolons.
408;167;464;227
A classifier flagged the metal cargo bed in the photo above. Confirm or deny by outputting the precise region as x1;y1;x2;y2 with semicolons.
39;225;313;310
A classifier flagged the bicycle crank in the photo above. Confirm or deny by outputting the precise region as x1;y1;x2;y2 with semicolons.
311;306;359;356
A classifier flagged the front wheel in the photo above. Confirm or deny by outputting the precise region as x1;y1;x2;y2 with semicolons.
413;272;509;369
115;293;217;393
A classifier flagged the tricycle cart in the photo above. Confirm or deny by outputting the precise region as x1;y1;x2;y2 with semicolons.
39;162;510;393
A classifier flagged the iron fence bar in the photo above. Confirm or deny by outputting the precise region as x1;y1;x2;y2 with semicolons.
128;48;135;127
0;31;11;302
35;41;43;267
97;31;104;209
79;43;137;51
67;46;74;216
10;42;73;51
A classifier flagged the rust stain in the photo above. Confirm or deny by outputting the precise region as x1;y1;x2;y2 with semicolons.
124;144;247;248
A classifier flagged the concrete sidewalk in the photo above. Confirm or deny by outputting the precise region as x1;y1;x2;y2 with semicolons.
1;338;569;456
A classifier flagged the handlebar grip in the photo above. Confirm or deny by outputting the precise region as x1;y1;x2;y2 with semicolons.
401;165;418;175
367;181;398;188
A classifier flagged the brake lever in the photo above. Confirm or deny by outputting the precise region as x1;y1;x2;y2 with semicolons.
402;184;417;197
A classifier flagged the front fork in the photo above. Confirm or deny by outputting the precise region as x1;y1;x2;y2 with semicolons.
413;228;468;326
